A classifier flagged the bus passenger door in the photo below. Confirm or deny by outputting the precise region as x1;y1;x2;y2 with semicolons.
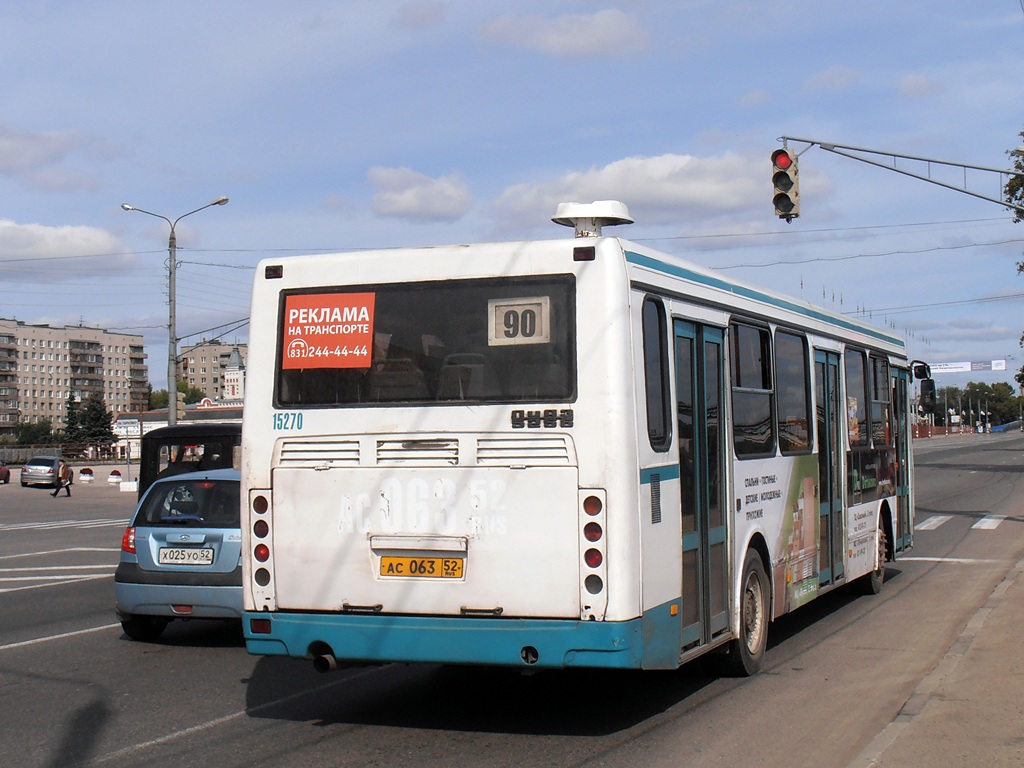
675;320;728;652
892;368;912;551
815;350;844;585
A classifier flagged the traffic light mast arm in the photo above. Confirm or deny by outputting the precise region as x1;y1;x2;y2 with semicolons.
779;136;1024;215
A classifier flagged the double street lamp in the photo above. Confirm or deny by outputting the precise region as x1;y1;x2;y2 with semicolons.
121;197;229;425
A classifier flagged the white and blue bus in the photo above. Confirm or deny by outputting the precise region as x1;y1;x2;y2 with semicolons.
240;201;933;675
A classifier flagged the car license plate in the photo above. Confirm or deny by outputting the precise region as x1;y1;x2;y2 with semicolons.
380;556;464;579
158;547;214;565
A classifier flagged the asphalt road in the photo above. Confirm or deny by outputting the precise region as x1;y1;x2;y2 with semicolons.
1;434;1021;768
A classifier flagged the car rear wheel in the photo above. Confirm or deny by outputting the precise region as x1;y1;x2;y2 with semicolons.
120;616;169;642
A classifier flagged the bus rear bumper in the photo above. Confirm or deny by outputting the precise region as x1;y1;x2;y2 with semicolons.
243;611;649;670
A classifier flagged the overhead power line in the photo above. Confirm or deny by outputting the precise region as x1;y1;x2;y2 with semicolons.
714;237;1024;270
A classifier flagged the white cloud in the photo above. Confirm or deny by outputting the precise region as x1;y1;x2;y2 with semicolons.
739;90;768;108
369;166;472;222
803;64;860;92
391;2;445;30
0;124;79;175
479;9;648;58
896;72;938;98
0;219;123;271
0;123;108;192
495;152;765;229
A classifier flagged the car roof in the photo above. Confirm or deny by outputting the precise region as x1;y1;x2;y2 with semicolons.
143;423;241;439
151;468;240;486
27;455;60;462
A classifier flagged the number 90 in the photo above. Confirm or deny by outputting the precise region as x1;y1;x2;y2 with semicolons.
503;309;537;339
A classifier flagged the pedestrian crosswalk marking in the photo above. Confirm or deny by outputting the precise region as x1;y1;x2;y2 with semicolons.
0;518;126;532
916;514;1009;531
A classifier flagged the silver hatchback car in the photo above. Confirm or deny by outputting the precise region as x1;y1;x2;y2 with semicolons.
21;455;61;488
115;468;242;641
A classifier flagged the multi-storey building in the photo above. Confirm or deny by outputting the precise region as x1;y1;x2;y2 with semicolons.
178;340;247;400
0;319;148;437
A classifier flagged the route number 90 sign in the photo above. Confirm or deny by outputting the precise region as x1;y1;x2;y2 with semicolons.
487;296;551;346
281;292;376;369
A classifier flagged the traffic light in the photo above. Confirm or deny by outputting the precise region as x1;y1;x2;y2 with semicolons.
771;148;800;220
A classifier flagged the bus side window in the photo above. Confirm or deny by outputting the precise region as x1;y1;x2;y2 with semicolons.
731;322;776;458
642;296;672;452
870;356;892;447
775;330;811;455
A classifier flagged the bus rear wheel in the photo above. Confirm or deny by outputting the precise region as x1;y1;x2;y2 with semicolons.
855;524;888;596
725;549;768;676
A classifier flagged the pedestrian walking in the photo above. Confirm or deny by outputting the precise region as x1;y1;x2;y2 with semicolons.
51;459;71;497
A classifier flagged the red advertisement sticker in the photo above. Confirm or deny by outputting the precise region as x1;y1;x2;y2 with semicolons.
281;292;375;370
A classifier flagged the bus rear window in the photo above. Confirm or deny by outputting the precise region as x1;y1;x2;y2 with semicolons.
275;276;576;406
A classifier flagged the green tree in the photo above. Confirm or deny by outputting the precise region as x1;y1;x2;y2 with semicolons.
77;393;116;446
150;389;169;410
179;383;207;404
964;381;1018;426
149;384;206;410
63;393;83;444
1004;129;1024;386
15;418;54;445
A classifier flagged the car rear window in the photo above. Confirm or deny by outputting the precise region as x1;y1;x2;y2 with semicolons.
136;480;240;528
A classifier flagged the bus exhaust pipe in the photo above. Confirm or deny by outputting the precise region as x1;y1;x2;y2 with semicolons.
313;653;338;673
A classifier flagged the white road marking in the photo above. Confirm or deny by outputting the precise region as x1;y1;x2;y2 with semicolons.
900;556;1004;564
0;622;121;651
915;515;951;530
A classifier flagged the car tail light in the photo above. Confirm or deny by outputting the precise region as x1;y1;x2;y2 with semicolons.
584;522;602;542
121;527;136;554
584;548;603;568
254;543;270;562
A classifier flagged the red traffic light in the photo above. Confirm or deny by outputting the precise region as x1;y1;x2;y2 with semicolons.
771;148;794;170
771;148;799;220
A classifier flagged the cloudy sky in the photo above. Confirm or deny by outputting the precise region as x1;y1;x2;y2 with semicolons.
2;1;1024;391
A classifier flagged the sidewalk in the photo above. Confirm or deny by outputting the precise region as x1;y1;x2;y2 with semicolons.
852;554;1024;767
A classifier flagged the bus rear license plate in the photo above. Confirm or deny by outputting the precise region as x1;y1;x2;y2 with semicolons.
380;556;464;579
159;547;214;565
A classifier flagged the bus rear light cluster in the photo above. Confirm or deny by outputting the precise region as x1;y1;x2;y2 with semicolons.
580;492;608;600
251;494;273;589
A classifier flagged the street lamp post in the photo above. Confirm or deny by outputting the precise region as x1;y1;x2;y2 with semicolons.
121;197;228;425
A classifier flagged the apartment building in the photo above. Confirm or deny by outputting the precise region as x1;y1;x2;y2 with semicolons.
179;340;247;401
0;319;148;436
